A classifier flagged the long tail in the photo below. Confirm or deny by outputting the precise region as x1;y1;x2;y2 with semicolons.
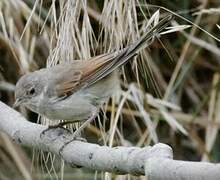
112;15;173;72
86;15;172;86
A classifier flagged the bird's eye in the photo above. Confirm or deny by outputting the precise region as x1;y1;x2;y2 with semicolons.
28;88;35;96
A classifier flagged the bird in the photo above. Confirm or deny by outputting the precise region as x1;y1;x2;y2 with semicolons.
14;15;172;128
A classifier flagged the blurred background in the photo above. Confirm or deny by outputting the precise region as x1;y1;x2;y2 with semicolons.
0;0;220;179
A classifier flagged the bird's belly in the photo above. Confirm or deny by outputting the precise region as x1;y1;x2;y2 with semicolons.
40;95;97;121
36;72;119;120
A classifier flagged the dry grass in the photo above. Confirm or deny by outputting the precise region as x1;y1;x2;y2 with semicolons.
0;0;220;179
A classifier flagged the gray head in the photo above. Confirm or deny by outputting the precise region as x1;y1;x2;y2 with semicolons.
14;72;45;108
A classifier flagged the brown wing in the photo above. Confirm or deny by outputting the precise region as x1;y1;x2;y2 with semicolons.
54;51;121;97
53;15;172;98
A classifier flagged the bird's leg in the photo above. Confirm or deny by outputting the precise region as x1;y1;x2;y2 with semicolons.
49;120;81;128
40;120;81;138
59;110;98;155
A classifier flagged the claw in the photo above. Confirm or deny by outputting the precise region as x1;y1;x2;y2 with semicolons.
39;120;80;138
59;136;87;156
58;111;97;156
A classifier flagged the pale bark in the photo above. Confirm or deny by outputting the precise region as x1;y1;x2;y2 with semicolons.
0;101;171;175
146;158;220;180
0;101;220;179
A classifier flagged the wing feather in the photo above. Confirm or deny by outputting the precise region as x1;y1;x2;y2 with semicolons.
54;52;118;97
52;15;172;98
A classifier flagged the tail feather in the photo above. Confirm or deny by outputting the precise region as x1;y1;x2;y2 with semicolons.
86;15;172;87
118;15;173;68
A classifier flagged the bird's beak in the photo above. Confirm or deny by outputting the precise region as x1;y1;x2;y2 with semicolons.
13;98;23;108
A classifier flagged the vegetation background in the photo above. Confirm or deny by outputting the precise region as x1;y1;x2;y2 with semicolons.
0;0;220;179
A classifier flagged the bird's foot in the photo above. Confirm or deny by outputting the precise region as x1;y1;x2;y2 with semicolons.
59;136;87;156
58;111;97;156
40;121;76;138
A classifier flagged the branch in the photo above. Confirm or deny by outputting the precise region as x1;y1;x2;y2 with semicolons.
1;101;220;179
0;101;172;175
146;158;220;180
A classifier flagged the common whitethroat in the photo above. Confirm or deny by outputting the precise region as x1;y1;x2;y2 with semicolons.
14;15;172;126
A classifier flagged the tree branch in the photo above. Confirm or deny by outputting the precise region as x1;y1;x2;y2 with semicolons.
0;101;172;175
146;158;220;180
0;101;220;179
